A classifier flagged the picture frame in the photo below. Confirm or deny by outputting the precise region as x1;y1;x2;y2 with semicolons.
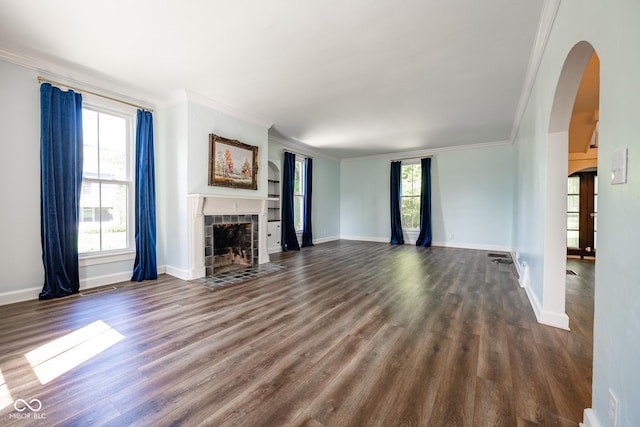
208;134;259;190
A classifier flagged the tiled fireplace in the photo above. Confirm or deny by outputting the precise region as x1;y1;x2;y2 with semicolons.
204;215;258;276
186;194;271;280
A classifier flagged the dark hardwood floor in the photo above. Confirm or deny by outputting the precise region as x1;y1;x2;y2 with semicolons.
0;241;593;426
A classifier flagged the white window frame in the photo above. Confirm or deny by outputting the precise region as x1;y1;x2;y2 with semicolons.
400;159;421;232
293;156;306;233
78;96;136;266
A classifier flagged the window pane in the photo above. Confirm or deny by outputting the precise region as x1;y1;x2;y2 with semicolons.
401;196;420;230
100;183;128;251
98;112;127;180
567;213;580;230
83;109;99;179
294;195;303;231
79;182;100;252
567;176;580;194
567;230;579;248
567;195;580;212
294;160;302;195
402;164;421;196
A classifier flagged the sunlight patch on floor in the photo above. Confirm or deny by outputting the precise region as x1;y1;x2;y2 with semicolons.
25;320;125;385
0;369;14;412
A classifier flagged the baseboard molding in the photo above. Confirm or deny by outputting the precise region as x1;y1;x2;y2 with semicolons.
165;265;191;280
522;273;570;330
339;235;389;243
80;271;132;290
0;286;42;306
0;265;168;306
313;235;340;245
431;241;512;252
338;236;512;252
580;408;602;427
511;251;524;282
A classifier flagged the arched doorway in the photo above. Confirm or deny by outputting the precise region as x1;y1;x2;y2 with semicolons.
543;40;598;331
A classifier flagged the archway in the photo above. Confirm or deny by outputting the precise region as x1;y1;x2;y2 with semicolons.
543;41;598;330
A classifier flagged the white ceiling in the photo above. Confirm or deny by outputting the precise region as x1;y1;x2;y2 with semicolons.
0;0;545;159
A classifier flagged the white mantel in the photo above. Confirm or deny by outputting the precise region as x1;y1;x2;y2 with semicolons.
187;193;276;279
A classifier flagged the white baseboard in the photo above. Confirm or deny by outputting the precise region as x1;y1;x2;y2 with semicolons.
580;408;601;427
431;241;512;252
0;286;42;306
0;265;168;306
80;264;167;290
80;271;132;290
313;235;340;244
521;270;570;330
511;251;524;283
339;235;389;243
338;236;512;252
165;265;191;280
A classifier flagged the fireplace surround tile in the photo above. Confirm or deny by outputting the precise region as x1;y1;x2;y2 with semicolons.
204;214;259;276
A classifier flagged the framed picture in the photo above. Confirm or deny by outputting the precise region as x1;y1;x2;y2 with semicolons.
209;134;259;190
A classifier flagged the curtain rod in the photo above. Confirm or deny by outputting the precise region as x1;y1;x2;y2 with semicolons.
37;76;154;112
391;155;433;162
284;149;313;159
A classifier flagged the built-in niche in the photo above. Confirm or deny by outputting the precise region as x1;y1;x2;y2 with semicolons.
267;161;281;253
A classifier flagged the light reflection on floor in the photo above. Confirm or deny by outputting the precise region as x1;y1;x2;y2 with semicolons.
0;369;13;412
24;320;125;385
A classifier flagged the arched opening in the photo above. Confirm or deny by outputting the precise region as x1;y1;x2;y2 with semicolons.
544;41;598;337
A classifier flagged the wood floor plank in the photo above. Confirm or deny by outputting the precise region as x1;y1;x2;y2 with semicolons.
0;240;594;426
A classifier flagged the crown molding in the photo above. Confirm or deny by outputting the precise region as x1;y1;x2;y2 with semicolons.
341;140;511;162
509;0;562;143
184;89;273;129
268;135;340;161
0;46;158;111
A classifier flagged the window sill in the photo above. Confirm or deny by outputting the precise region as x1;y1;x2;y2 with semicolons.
79;250;136;267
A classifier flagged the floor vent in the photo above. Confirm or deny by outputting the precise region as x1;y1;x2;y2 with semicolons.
488;253;509;258
80;286;118;296
566;270;578;276
492;258;513;264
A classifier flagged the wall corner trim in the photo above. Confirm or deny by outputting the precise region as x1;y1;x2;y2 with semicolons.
580;408;602;427
523;281;570;330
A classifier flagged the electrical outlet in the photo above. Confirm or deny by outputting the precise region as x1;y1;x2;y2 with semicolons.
608;389;619;427
448;233;454;240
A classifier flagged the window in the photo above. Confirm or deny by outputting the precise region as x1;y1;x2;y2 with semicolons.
401;163;421;230
293;158;305;232
567;175;580;248
78;107;133;254
593;175;598;251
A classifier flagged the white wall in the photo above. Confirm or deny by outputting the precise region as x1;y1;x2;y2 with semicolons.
187;100;268;197
431;144;513;250
0;60;43;301
156;101;188;278
512;1;640;425
340;144;514;251
268;138;341;243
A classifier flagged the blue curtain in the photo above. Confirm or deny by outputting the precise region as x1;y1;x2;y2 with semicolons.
281;152;300;251
390;161;404;244
301;157;314;247
132;110;158;281
39;83;83;299
416;157;432;247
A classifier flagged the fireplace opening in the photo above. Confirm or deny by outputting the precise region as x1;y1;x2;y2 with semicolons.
204;215;258;276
